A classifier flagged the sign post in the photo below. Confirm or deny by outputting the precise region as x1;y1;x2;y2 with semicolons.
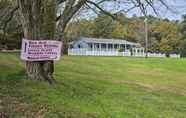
21;39;62;61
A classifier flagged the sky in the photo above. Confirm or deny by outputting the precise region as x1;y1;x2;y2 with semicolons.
77;0;186;21
101;0;186;21
127;0;186;21
149;0;186;20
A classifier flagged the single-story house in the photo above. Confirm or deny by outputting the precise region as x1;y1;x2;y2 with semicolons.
68;37;180;58
69;37;144;52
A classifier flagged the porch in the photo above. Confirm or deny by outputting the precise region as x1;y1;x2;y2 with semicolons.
68;48;147;57
68;48;180;58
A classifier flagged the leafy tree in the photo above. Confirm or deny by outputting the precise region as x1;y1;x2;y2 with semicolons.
92;13;115;38
179;15;186;39
179;15;186;57
149;19;181;54
111;22;127;39
159;38;172;57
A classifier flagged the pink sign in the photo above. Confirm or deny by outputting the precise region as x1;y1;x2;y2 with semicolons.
21;39;62;61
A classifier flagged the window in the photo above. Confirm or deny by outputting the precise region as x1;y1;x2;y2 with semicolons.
108;44;112;49
88;43;92;49
69;45;73;49
78;45;81;48
114;44;118;49
96;43;99;48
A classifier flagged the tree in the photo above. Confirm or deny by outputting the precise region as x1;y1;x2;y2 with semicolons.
179;15;186;57
92;13;115;38
16;0;87;83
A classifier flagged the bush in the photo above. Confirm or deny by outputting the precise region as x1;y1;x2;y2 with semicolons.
118;48;125;52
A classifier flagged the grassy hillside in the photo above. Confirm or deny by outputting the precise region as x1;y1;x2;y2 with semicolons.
0;53;186;118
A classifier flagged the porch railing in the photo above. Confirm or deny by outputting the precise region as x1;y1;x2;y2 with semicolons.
68;48;180;58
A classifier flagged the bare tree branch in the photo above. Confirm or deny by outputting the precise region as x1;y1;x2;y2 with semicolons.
86;0;117;20
158;0;177;14
57;0;87;39
57;0;67;5
1;6;19;31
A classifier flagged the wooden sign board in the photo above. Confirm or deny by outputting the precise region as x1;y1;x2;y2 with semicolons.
21;39;62;61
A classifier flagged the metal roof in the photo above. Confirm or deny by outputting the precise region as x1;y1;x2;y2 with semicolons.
73;37;140;46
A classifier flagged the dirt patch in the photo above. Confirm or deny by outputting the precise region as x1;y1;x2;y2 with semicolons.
0;95;48;118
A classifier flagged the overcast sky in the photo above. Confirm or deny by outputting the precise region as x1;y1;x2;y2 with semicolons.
78;0;186;21
102;0;186;20
127;0;186;20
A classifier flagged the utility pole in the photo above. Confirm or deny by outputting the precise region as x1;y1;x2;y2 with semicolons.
144;18;148;58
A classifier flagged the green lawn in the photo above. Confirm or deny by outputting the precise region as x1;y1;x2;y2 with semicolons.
1;53;186;118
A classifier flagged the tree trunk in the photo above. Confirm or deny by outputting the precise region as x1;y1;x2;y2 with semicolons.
18;0;56;83
26;61;54;83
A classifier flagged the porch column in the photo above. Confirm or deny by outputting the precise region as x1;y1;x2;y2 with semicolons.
119;44;121;49
143;48;145;55
125;43;127;52
95;44;97;51
99;43;102;51
92;43;94;51
106;43;108;51
93;43;96;55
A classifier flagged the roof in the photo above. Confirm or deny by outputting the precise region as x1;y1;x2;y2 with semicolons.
70;37;141;46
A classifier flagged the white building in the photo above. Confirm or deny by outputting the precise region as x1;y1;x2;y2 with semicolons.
68;37;180;58
68;37;145;56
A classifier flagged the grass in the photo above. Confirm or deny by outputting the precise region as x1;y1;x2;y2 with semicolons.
0;53;186;118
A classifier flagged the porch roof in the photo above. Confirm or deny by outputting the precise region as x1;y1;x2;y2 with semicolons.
73;37;141;46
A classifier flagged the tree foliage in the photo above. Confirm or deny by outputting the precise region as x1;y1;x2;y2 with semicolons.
66;14;182;54
179;15;186;57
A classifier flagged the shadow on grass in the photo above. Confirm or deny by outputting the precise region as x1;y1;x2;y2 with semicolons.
0;70;26;117
0;70;59;118
0;71;100;118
